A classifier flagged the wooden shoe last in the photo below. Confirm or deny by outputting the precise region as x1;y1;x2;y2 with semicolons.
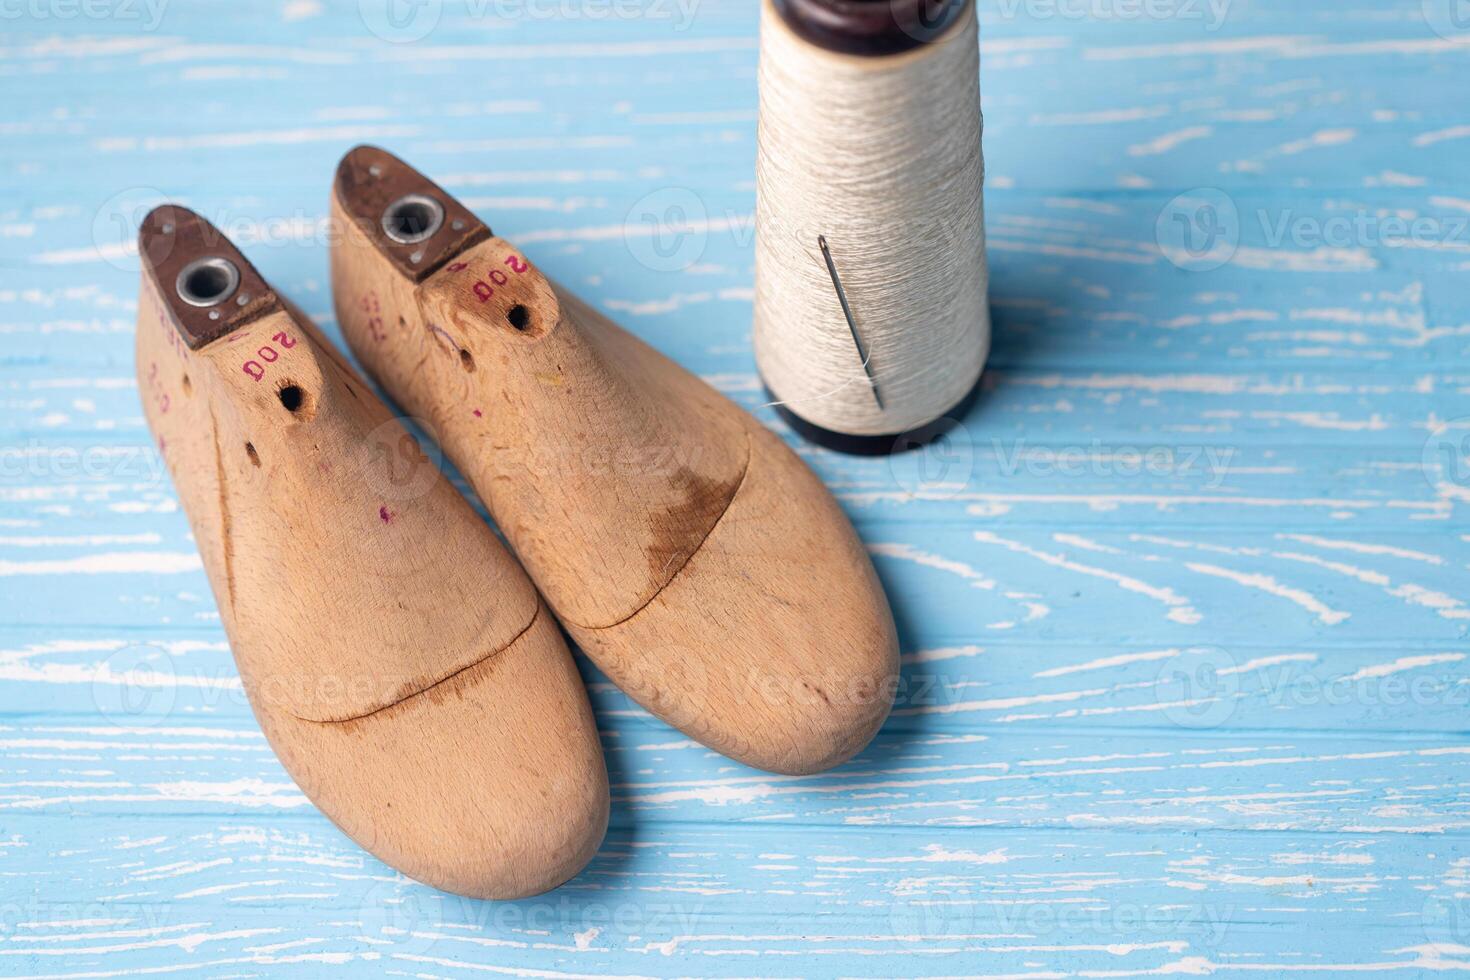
329;148;899;775
137;205;608;897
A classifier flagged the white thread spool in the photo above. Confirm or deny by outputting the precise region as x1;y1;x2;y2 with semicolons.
754;0;989;452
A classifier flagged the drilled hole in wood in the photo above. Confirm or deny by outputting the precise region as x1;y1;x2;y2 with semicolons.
278;384;305;413
245;442;260;466
459;348;475;372
507;304;530;331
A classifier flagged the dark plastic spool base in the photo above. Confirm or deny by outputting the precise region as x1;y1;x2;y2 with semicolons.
762;372;983;456
772;0;971;56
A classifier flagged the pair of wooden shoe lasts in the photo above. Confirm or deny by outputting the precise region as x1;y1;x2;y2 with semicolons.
136;146;899;899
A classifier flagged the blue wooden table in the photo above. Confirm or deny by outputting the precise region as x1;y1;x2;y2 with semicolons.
3;0;1470;975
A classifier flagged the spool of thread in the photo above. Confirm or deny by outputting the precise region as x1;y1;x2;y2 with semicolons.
754;0;990;454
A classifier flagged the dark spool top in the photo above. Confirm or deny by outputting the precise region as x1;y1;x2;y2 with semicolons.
772;0;970;56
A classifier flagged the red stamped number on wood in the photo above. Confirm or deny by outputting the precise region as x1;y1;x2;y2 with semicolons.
242;331;298;381
454;254;530;304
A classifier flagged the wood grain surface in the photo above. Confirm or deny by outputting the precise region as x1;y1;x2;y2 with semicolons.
1;0;1468;975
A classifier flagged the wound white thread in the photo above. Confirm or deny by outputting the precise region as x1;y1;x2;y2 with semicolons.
754;0;990;438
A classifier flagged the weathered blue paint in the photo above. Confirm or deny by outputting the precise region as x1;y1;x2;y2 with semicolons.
1;0;1468;975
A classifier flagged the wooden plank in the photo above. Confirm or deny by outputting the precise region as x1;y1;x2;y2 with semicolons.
1;0;1468;975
